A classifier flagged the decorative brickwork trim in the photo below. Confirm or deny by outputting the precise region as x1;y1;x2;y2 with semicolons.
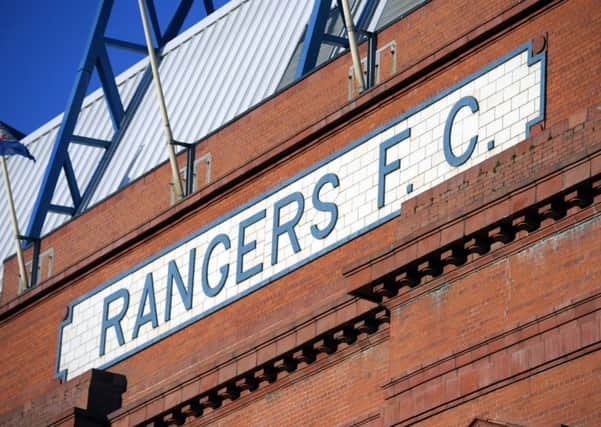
339;410;383;427
199;329;390;426
469;419;523;427
110;306;389;426
350;175;601;304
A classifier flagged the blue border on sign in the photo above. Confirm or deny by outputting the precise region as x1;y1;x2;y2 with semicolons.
55;41;546;382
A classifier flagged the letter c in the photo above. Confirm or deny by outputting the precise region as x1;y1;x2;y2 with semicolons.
443;96;479;166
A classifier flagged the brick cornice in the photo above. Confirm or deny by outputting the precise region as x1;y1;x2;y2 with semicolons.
113;295;374;406
351;177;601;306
381;196;600;313
200;330;390;426
109;305;390;426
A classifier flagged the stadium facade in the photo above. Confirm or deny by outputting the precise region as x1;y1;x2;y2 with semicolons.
1;0;600;425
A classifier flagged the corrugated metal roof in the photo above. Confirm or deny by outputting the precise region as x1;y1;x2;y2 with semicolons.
0;0;422;292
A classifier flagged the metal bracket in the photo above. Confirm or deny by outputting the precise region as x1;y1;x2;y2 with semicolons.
26;247;54;287
347;40;396;99
173;140;196;197
170;152;212;205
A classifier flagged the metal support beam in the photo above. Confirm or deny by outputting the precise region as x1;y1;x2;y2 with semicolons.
49;204;76;216
75;68;154;214
295;0;332;79
26;0;113;241
96;44;125;129
356;0;379;32
139;0;185;201
341;0;365;91
295;0;379;80
104;37;149;54
71;135;111;149
160;0;194;45
365;31;377;88
18;235;42;286
144;0;163;44
322;34;349;48
173;140;196;197
203;0;215;15
26;0;220;244
29;237;41;286
62;156;81;206
2;156;29;291
186;146;195;196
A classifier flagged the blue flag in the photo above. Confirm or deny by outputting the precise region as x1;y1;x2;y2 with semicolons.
0;140;35;161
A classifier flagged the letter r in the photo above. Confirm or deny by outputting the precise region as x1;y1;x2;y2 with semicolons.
99;289;130;356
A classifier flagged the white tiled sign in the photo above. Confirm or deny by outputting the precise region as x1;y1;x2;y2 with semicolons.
56;43;545;381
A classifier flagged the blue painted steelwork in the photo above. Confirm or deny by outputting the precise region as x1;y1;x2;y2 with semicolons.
202;0;215;15
295;0;333;79
295;0;379;79
26;0;222;252
355;0;379;31
160;0;194;45
104;37;149;54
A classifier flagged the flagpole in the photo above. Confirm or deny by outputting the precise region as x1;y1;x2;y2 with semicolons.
138;0;185;201
1;155;29;292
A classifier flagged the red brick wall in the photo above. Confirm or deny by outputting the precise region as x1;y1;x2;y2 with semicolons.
0;0;600;425
388;216;601;377
382;212;601;425
418;352;601;427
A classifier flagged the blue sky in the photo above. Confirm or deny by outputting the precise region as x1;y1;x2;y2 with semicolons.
0;1;228;136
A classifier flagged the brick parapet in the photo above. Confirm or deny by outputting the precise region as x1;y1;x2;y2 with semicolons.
0;100;598;427
109;167;601;426
93;114;601;424
109;304;388;426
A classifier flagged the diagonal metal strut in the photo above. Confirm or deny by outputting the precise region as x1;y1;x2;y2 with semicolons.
295;0;379;80
26;0;216;246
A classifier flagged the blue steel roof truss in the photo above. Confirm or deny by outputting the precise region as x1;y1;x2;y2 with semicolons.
25;0;217;249
295;0;379;80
